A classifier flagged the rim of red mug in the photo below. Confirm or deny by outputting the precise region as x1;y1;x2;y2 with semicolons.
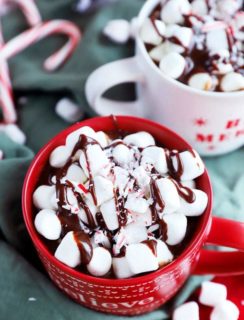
22;115;213;285
136;0;244;98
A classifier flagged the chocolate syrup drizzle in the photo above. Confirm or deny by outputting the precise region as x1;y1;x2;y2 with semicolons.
35;116;202;276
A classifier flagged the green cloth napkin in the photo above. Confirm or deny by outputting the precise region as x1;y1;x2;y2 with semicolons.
0;0;243;319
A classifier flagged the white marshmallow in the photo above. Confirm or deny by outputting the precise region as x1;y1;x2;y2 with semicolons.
103;19;131;44
66;126;97;150
87;247;112;277
123;131;155;148
132;208;152;226
113;166;129;195
210;300;239;320
180;189;208;216
199;281;227;307
188;73;214;91
156;240;173;266
3;124;26;145
162;213;187;245
100;198;119;231
206;29;228;52
156;178;180;214
217;0;241;18
55;98;83;123
34;209;61;240
65;163;87;184
0;150;3;160
154;19;166;37
214;62;233;75
161;0;191;24
126;243;158;275
221;72;244;92
166;25;193;49
173;301;199;320
132;166;150;189
159;52;186;79
78;193;98;225
49;145;71;168
94;175;114;206
55;231;81;268
191;0;208;16
149;41;184;62
79;144;110;177
140;18;162;46
141;146;168;174
171;149;205;181
33;185;57;210
112;144;131;166
92;231;111;249
96;131;110;148
181;180;196;189
112;256;134;279
125;193;149;214
123;222;148;244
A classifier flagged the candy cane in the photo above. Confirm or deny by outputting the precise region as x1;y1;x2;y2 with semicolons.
0;21;17;123
8;0;42;26
0;20;81;71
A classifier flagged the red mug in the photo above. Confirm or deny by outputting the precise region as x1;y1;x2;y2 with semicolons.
22;116;244;316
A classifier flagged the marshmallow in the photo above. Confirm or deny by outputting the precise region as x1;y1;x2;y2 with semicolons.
103;19;131;44
123;222;148;244
132;166;150;190
94;175;114;206
92;231;111;249
0;150;3;160
156;178;180;214
214;62;233;75
141;146;168;174
216;0;241;18
159;52;186;79
156;240;173;266
199;281;227;307
113;166;130;195
78;192;98;225
154;19;166;37
161;0;191;24
79;144;110;177
65;163;87;184
171;149;205;181
221;72;244;92
112;256;134;279
96;131;110;148
173;301;199;320
166;25;193;49
123;131;155;148
55;231;81;268
112;144;132;166
125;193;149;214
34;209;61;240
49;146;71;168
2;124;26;145
126;243;158;275
140;18;162;46
206;29;228;52
149;41;184;62
191;0;208;16
180;189;208;216
33;185;57;210
55;98;83;123
188;73;214;91
132;208;152;226
100;198;119;231
210;300;239;320
66;126;97;150
87;247;112;277
181;180;196;189
162;213;187;245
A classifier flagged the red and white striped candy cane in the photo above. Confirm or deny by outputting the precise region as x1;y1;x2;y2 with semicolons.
0;20;81;72
0;21;17;123
8;0;42;26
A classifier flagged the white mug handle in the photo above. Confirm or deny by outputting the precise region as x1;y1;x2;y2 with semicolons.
85;56;146;116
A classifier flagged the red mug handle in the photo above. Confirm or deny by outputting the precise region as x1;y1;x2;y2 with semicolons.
194;216;244;276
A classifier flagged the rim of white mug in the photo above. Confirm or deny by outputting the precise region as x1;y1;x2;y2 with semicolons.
136;0;244;99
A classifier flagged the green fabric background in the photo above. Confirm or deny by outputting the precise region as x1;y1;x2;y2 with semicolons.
0;0;243;319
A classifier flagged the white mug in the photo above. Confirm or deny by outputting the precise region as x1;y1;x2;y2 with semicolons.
85;0;244;156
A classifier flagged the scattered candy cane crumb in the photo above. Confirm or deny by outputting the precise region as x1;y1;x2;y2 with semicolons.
0;150;3;160
55;98;84;123
28;297;37;302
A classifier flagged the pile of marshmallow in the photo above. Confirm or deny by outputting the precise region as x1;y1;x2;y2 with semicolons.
140;0;244;92
33;126;208;278
173;281;239;320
